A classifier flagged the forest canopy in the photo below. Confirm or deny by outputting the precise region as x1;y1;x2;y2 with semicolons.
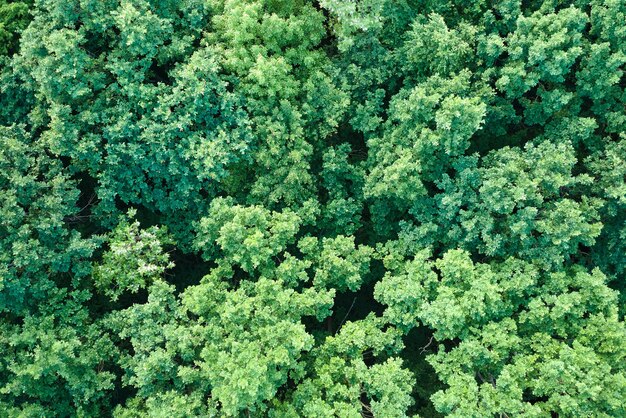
0;0;625;416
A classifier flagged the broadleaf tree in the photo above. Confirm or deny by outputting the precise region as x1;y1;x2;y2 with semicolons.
1;0;625;416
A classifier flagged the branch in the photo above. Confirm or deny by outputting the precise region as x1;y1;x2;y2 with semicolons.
335;297;357;334
420;335;434;354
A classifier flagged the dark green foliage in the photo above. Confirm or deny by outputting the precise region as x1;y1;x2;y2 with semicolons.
0;0;32;57
1;0;625;416
0;125;99;315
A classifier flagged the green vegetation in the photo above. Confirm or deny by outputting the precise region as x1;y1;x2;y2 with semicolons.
1;0;625;416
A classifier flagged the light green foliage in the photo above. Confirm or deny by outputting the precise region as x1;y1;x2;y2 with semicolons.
94;210;174;301
106;280;186;401
402;14;476;78
408;140;603;268
377;250;626;417
272;315;413;417
194;197;301;275
110;273;334;416
183;275;334;415
1;0;625;416
495;7;588;99
299;235;373;291
0;294;117;416
319;0;385;51
365;71;488;215
374;250;436;333
113;391;217;418
206;0;348;210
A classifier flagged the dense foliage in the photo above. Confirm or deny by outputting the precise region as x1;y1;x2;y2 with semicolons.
1;0;625;416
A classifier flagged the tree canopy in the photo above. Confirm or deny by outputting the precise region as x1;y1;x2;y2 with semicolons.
1;0;625;416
